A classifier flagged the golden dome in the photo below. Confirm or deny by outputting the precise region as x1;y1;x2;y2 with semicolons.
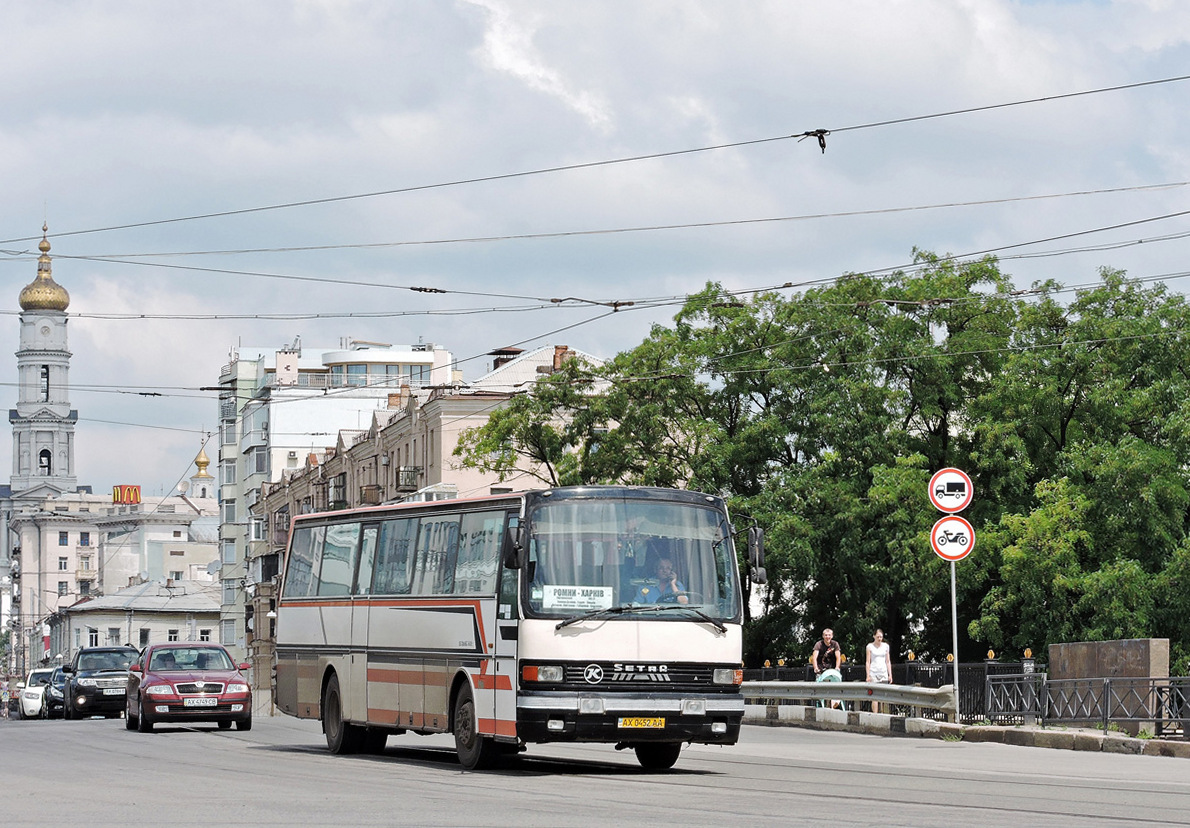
194;446;214;478
19;226;70;312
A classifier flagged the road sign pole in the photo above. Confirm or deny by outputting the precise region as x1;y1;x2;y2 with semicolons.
951;560;960;722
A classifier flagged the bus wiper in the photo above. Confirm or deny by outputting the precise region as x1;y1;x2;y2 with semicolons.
555;604;636;630
652;604;728;634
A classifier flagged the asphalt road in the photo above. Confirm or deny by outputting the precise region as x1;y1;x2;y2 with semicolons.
2;714;1188;827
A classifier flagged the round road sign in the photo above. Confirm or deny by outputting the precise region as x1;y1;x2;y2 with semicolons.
931;515;975;561
929;467;973;513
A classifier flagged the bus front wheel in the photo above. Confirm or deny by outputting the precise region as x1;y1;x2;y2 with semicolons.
453;684;498;770
323;674;362;755
634;742;682;770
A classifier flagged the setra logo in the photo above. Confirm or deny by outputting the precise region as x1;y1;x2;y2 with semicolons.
583;664;604;684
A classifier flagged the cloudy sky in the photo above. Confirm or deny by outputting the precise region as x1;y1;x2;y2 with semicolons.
2;0;1189;495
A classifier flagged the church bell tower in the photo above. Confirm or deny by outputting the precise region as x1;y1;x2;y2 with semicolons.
10;225;77;497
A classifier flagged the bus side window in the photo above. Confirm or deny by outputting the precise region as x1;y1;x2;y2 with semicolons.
356;524;379;595
413;515;461;595
372;519;416;595
454;510;505;595
317;522;359;596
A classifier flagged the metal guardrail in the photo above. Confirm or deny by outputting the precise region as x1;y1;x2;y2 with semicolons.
987;673;1189;738
742;681;958;719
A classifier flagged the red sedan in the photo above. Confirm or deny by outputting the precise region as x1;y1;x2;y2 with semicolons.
126;643;252;732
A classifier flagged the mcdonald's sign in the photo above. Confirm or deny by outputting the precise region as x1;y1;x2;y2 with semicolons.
113;485;142;504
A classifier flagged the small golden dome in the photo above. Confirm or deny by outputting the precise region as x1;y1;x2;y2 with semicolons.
194;446;214;478
19;226;70;312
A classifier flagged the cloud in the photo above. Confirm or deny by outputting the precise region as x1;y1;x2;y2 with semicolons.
463;0;614;132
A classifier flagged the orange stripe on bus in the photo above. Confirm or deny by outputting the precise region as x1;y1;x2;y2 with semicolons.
478;718;518;737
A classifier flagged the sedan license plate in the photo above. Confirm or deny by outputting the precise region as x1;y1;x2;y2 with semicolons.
618;717;665;729
102;688;124;696
183;696;219;708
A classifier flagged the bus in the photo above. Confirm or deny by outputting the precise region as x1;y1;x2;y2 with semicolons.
274;485;763;770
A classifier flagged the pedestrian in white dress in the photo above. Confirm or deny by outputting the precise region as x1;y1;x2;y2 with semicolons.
865;629;893;713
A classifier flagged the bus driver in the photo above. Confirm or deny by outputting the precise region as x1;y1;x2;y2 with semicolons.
637;556;689;604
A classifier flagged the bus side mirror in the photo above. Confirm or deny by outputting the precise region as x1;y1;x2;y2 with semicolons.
748;527;767;585
503;522;526;570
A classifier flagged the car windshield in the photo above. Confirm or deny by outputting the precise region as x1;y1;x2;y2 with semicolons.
28;671;53;686
524;498;741;621
150;647;234;672
77;651;135;671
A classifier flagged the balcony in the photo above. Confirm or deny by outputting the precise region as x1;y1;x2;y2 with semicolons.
395;466;422;493
76;568;95;582
359;484;383;505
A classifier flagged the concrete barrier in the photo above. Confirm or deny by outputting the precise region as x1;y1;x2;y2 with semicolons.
742;703;1189;759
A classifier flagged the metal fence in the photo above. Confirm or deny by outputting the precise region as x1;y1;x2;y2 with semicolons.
986;673;1189;738
745;660;1025;723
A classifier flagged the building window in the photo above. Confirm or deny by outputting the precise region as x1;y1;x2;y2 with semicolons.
222;423;236;445
79;531;91;547
221;619;236;645
222;540;236;565
199;629;211;642
223;499;237;523
168;629;179;642
74;628;81;648
79;556;92;571
347;363;367;386
223;578;237;605
108;628;121;645
58;556;69;571
78;581;91;596
170;549;185;557
221;460;237;485
58;531;69;546
88;628;99;647
40;364;50;401
139;628;150;647
252;446;269;475
39;449;52;475
250;517;266;542
57;581;68;595
169;570;184;581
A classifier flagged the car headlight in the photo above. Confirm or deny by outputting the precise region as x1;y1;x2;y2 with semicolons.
225;683;250;694
76;678;97;687
47;687;63;699
145;684;174;696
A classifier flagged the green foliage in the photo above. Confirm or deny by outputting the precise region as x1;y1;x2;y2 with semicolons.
453;257;1190;670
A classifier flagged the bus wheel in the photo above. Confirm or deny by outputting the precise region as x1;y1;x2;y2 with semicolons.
323;674;361;755
634;742;682;770
453;685;498;770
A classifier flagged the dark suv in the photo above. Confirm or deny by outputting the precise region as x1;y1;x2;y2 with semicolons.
64;646;138;719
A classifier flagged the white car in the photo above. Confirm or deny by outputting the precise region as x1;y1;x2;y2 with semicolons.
18;668;55;719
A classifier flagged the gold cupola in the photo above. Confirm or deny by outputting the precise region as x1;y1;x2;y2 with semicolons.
19;225;70;312
194;446;214;478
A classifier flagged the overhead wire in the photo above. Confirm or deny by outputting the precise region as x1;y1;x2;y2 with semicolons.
2;74;1188;247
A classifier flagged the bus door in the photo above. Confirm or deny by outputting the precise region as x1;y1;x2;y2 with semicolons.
350;522;379;723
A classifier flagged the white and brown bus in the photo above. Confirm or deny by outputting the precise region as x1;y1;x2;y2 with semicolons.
274;485;761;770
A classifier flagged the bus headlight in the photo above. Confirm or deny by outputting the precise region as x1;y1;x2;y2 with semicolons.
523;665;563;683
713;668;743;685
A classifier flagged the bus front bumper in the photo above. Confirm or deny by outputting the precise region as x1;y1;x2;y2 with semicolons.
516;693;743;744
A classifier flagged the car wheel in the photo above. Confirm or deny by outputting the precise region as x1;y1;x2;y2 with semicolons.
322;674;360;754
236;715;252;732
136;699;153;733
40;702;48;719
634;742;682;770
125;707;137;730
453;684;499;771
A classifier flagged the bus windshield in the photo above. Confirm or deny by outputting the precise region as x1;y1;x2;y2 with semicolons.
524;498;740;621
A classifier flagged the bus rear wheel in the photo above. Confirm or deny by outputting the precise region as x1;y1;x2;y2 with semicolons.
323;674;362;754
634;742;682;770
453;684;498;771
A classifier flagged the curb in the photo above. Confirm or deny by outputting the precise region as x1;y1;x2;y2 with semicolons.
743;704;1190;758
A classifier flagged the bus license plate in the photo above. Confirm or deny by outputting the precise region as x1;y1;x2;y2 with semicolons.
618;717;665;729
183;697;218;707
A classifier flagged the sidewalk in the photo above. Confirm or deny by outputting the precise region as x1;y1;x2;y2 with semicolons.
743;702;1190;758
